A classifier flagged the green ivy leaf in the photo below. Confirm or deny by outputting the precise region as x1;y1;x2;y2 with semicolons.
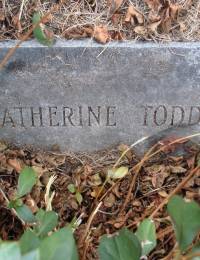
98;228;141;260
135;218;157;256
0;242;21;260
32;12;55;47
75;192;83;205
17;167;37;198
39;227;79;260
15;204;36;223
8;199;23;208
20;229;40;255
21;250;40;260
167;195;200;252
34;209;58;237
67;184;76;194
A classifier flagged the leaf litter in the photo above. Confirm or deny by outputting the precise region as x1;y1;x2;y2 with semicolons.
0;133;200;259
1;0;200;42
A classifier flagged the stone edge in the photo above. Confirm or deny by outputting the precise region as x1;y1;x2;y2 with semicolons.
1;39;200;49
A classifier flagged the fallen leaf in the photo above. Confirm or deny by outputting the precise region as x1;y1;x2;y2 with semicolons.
159;135;187;154
0;10;5;21
186;156;195;169
25;194;38;213
91;187;103;198
90;173;102;186
0;141;7;152
125;5;144;24
108;166;129;179
7;158;22;173
179;21;187;32
134;25;147;35
152;170;168;188
118;144;133;162
149;165;169;188
170;166;187;174
93;25;110;44
103;193;116;208
169;3;182;20
109;0;123;16
145;0;162;11
148;10;161;22
158;190;168;198
148;20;161;33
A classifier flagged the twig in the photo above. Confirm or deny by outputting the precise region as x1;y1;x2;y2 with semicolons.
113;136;149;168
0;187;9;203
0;3;61;70
18;0;26;21
184;252;200;260
81;201;102;245
0;186;25;225
119;143;158;214
150;165;200;218
119;132;200;214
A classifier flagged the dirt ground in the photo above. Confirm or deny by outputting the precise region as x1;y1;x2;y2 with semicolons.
0;0;200;43
0;137;200;259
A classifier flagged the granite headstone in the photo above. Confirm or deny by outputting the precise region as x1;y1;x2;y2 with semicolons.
0;40;200;151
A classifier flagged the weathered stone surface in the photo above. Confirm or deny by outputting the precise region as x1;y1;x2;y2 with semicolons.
0;40;200;151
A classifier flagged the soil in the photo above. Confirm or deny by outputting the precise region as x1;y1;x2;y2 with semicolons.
0;137;200;259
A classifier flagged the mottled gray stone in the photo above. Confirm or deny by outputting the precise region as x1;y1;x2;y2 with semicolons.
1;40;200;151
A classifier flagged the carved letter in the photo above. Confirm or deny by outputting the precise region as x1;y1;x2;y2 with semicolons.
141;105;153;126
78;106;83;126
188;106;200;125
88;106;101;126
154;105;167;126
30;107;43;127
106;106;116;126
14;107;25;127
170;106;185;126
49;107;59;127
2;109;15;127
62;107;75;126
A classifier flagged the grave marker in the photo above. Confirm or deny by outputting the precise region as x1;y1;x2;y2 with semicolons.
0;40;200;151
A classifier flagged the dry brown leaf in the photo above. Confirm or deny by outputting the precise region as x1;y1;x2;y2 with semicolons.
134;25;147;35
179;21;187;32
125;5;144;24
0;11;5;21
170;165;187;174
169;4;182;20
109;0;123;15
118;143;133;162
145;0;162;12
90;187;102;198
186;156;195;169
148;10;161;22
161;7;172;33
150;165;169;188
25;195;38;213
93;25;110;44
103;193;116;208
148;20;161;33
7;158;22;173
158;190;168;198
152;170;168;188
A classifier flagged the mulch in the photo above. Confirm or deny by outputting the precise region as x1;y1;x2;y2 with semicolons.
0;0;200;43
0;137;200;259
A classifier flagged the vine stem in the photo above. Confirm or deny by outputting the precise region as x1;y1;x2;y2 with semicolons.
0;3;61;70
150;165;200;218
